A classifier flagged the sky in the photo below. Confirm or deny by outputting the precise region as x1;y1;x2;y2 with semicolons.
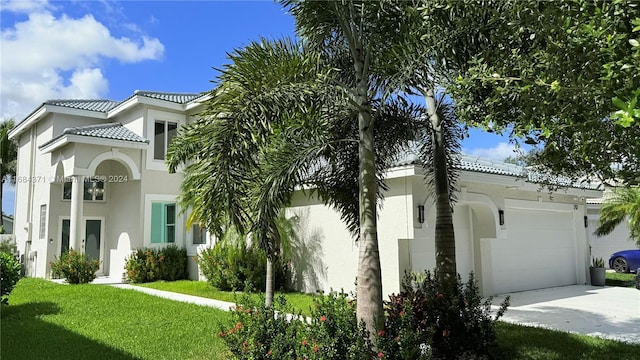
0;0;520;215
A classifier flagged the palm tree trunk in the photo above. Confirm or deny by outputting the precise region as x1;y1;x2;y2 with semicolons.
425;89;457;284
0;171;4;229
265;256;274;308
354;55;384;335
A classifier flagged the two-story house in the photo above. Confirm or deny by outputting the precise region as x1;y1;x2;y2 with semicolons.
9;90;210;280
11;89;606;297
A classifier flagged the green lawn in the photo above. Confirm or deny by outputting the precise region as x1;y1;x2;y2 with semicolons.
605;272;636;287
496;322;640;360
3;278;639;360
136;280;319;316
1;278;231;360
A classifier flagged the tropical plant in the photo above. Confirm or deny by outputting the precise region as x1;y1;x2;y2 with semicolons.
50;249;100;284
281;0;423;333
591;257;605;268
595;187;640;247
124;246;187;283
167;37;337;308
0;251;20;304
0;119;17;228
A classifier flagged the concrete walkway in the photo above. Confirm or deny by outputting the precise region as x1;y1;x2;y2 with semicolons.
491;285;640;344
110;283;236;311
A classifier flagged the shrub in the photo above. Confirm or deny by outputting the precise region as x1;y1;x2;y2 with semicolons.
219;291;372;360
0;238;17;255
0;251;21;304
50;249;100;284
376;271;509;360
197;243;290;292
125;246;187;283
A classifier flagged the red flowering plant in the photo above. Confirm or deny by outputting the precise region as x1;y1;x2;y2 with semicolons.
219;290;374;360
375;271;509;360
219;292;307;359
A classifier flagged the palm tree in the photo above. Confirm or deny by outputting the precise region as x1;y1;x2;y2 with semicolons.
167;38;336;307
0;119;17;228
416;97;462;284
595;187;640;247
281;0;421;334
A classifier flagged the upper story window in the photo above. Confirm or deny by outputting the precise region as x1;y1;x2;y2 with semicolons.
63;178;105;201
154;120;177;160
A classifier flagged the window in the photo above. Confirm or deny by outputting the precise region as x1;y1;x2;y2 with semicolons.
154;120;178;160
63;178;105;201
39;204;46;240
192;224;207;245
151;202;176;243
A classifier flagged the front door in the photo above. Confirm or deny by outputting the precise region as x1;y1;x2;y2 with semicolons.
59;218;104;273
85;219;102;272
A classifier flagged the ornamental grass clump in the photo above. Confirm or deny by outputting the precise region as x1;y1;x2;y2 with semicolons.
50;249;100;284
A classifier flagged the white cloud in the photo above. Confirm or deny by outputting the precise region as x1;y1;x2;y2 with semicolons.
463;142;517;162
0;1;164;120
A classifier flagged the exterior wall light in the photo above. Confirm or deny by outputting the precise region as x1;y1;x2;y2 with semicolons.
417;205;425;224
498;209;505;226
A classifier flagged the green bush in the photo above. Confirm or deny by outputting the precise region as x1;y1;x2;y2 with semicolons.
0;238;17;255
50;249;100;284
376;271;510;360
219;291;372;360
0;252;21;304
197;242;291;292
125;246;187;283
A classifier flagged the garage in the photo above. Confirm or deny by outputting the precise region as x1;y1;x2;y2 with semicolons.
491;201;578;294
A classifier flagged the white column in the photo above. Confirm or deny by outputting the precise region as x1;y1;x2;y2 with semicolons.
69;175;84;252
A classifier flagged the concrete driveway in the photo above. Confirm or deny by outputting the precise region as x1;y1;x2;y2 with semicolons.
491;285;640;344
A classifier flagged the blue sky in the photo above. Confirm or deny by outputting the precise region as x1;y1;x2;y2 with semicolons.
0;0;517;215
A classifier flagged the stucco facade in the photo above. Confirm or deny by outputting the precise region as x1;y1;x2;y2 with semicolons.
10;91;212;279
289;157;602;297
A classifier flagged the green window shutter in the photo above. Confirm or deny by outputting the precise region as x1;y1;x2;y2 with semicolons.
151;202;165;243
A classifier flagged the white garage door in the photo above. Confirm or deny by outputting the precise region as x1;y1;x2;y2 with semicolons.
491;208;577;294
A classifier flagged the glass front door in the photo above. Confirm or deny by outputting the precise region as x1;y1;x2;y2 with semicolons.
85;219;102;264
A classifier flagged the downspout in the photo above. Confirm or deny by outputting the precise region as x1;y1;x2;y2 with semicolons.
24;124;37;276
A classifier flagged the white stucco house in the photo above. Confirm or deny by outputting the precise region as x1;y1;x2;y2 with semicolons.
9;91;212;279
11;89;604;297
288;155;602;297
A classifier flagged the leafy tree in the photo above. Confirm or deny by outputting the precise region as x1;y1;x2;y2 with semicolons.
0;119;17;227
595;187;640;247
421;0;640;184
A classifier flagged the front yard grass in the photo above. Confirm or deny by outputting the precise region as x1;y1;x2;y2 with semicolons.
3;278;639;360
605;272;636;287
496;322;640;360
136;280;318;316
1;278;231;360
